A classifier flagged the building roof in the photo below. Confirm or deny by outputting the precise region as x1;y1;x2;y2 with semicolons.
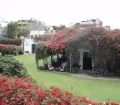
74;19;102;28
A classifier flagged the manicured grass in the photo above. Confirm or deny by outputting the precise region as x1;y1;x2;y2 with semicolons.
15;55;120;102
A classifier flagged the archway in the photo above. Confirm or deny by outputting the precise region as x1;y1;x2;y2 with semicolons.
32;44;36;53
83;52;92;70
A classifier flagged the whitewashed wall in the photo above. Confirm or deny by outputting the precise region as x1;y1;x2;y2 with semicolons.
24;38;35;54
30;30;45;36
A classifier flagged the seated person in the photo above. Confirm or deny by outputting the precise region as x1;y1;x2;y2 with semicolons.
59;61;68;72
48;62;54;71
59;66;64;72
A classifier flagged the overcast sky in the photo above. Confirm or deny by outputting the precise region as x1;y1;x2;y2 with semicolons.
0;0;120;29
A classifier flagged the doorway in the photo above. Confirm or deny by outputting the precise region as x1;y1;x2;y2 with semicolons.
83;52;92;70
32;44;36;53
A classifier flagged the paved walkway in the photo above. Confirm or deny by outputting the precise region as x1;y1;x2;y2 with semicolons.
72;73;120;80
39;70;120;80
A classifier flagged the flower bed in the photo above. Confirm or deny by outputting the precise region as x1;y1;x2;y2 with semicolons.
0;76;119;105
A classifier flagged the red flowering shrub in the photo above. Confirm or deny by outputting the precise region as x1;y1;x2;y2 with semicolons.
46;28;78;52
85;28;120;72
0;76;119;105
46;27;120;73
0;44;23;56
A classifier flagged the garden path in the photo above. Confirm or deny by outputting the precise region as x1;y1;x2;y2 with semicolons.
72;73;120;80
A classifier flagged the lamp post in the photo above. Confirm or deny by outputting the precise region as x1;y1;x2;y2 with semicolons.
70;53;72;73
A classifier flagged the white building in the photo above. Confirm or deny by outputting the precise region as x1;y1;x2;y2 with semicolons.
45;26;56;34
22;25;56;54
30;30;45;37
23;38;37;54
104;26;111;30
29;26;55;37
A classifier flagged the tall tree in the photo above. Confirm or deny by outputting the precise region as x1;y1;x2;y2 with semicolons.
3;22;19;38
52;25;66;31
17;29;30;37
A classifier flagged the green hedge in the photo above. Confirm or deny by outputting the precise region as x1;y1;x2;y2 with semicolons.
0;39;22;46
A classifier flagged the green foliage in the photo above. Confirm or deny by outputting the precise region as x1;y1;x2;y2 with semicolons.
0;39;22;46
3;22;19;38
72;50;80;64
3;21;30;38
17;29;30;37
36;42;46;59
52;25;66;31
35;42;52;68
35;42;46;67
0;56;28;77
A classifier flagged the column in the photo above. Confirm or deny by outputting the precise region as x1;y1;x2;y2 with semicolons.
79;49;83;70
92;59;94;68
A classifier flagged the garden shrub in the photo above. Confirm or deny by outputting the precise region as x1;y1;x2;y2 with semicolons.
0;44;23;56
0;56;28;77
0;76;119;105
0;39;22;46
17;46;23;55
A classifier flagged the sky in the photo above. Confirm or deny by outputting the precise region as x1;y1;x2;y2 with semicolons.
0;0;120;29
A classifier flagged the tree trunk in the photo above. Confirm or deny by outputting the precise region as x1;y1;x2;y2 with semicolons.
43;58;45;66
51;54;53;62
57;51;59;59
44;50;48;64
36;59;39;68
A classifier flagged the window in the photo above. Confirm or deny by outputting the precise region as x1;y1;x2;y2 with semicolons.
28;20;32;22
18;24;21;26
22;20;25;22
23;24;27;26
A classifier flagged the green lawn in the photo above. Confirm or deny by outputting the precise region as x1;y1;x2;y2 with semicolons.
15;55;120;102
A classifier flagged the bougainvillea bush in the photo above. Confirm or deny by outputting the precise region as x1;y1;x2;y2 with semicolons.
69;27;120;73
46;28;78;52
0;76;119;105
45;27;120;73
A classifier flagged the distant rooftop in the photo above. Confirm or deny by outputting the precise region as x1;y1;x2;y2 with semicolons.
74;18;103;28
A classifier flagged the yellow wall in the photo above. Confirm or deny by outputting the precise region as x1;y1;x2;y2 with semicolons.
17;21;29;30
